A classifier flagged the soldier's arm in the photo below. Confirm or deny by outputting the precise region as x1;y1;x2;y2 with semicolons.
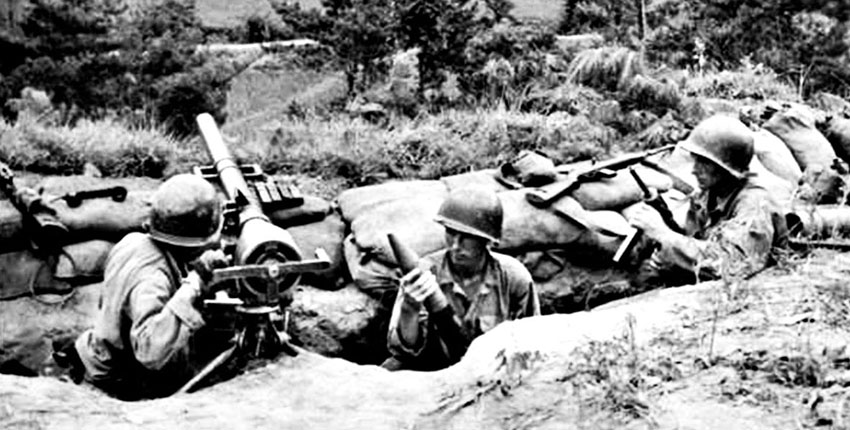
127;271;205;370
504;258;541;318
386;287;429;359
652;196;776;280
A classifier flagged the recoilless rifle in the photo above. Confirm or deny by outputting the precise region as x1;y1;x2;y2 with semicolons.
176;113;330;394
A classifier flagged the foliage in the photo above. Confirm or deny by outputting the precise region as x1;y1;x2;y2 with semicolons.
394;0;480;90
566;46;645;92
463;21;560;108
680;64;800;102
558;1;850;97
559;0;641;45
647;0;850;97
0;115;191;177
0;0;241;136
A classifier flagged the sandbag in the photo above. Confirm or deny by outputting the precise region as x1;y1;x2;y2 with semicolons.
53;190;152;242
347;182;448;265
763;105;837;170
753;128;803;185
749;157;795;212
0;251;71;300
268;195;333;228
54;239;113;284
441;169;507;193
287;212;348;290
343;235;401;292
795;164;846;205
823;116;850;166
539;164;673;211
497;191;588;252
337;180;447;224
0;199;26;253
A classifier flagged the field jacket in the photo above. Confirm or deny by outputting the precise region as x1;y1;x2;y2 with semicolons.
642;176;788;287
74;233;205;399
387;249;540;371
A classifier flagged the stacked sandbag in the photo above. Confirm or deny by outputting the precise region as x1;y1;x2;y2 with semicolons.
568;164;672;210
763;105;837;171
339;180;449;265
823;115;850;165
497;192;589;251
753;128;803;185
749;157;796;212
795;163;847;205
287;211;348;290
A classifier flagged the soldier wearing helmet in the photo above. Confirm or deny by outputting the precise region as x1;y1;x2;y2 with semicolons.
384;186;540;371
628;115;787;288
69;174;230;399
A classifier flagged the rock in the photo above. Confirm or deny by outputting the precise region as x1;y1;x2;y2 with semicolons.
288;284;386;364
0;283;100;377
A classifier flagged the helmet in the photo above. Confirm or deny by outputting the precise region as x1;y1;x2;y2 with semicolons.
148;174;222;248
680;115;754;179
435;186;503;243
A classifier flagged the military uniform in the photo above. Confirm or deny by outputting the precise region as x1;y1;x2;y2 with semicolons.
638;176;788;287
387;249;540;371
74;233;207;399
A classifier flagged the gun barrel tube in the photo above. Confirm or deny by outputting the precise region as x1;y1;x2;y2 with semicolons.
195;113;303;297
196;113;260;207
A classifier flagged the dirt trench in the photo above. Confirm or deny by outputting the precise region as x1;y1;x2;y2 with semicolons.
3;249;850;429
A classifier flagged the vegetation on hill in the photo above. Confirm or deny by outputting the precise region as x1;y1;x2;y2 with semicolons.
0;0;847;193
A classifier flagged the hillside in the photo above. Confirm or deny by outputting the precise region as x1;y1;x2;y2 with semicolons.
3;251;850;429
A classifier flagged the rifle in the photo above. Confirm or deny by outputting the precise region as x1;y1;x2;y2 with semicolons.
0;161;68;252
613;167;684;264
176;113;331;395
788;237;850;251
525;144;676;208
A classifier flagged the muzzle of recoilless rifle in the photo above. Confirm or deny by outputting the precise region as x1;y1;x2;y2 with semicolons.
195;113;303;304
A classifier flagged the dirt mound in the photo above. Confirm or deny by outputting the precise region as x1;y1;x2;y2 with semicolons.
3;250;850;429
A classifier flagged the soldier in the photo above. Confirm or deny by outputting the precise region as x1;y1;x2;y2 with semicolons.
628;115;788;288
62;174;229;400
384;186;540;371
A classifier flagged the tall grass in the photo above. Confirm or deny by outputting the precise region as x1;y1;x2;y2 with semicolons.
0;116;195;177
566;47;646;92
0;107;621;195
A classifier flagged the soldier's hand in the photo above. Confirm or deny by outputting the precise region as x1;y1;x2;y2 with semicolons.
400;268;447;312
190;249;230;295
627;202;669;240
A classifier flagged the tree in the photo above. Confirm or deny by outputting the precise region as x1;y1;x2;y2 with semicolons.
395;0;480;90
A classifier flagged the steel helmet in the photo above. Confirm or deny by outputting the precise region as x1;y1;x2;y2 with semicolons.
435;186;503;243
680;115;754;179
148;174;222;248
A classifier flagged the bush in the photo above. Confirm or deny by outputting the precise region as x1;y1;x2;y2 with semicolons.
0;0;237;136
566;46;645;92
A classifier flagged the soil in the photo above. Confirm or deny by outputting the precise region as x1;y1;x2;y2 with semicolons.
3;248;850;429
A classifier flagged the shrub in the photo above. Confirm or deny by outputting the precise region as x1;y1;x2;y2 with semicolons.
566;46;645;92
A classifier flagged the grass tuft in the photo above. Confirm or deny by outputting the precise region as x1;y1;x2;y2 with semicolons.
566;46;646;92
